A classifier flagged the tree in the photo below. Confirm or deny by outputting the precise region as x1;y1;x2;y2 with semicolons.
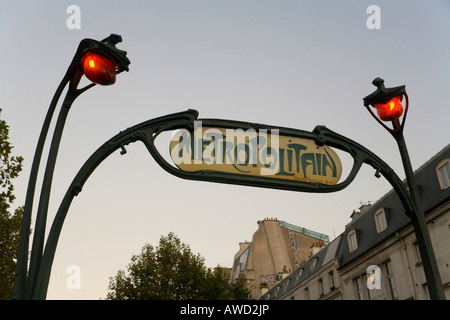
106;233;250;300
228;275;252;300
0;108;24;299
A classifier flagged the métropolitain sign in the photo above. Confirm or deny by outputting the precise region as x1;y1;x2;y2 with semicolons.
169;121;342;185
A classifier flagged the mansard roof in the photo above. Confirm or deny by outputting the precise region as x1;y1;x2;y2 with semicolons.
262;235;342;300
261;144;450;300
338;144;450;269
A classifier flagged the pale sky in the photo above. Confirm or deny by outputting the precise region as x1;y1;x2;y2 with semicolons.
1;1;449;299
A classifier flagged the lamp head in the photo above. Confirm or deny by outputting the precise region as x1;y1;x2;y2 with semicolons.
363;78;408;132
66;34;131;91
82;53;117;85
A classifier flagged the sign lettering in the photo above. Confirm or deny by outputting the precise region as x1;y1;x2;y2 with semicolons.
169;121;342;185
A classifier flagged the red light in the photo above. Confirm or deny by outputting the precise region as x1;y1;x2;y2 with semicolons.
82;53;116;85
374;95;404;122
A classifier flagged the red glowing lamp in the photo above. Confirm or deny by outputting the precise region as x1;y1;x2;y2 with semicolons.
363;78;408;132
82;53;117;85
374;95;404;122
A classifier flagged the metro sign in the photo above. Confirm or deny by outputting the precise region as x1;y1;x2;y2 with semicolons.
169;121;342;185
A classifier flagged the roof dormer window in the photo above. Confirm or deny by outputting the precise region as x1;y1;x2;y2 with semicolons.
436;158;450;190
374;208;388;233
347;230;358;253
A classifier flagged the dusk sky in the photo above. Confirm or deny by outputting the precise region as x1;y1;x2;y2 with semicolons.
1;1;449;299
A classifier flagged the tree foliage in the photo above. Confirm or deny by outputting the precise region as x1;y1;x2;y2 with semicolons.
0;108;24;299
106;233;250;300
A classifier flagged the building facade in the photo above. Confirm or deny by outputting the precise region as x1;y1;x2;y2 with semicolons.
230;218;330;299
260;144;450;300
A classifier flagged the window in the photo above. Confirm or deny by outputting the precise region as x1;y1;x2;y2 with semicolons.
329;270;336;290
318;278;324;297
436;159;450;189
309;258;317;274
273;286;280;295
366;272;385;300
304;287;310;300
284;278;290;289
353;277;363;300
414;242;422;265
374;208;388;233
384;260;398;300
347;230;358;252
423;284;431;300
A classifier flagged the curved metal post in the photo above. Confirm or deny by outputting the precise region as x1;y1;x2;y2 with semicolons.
364;77;445;299
26;86;84;299
13;70;71;300
14;34;130;300
34;110;198;299
392;131;445;300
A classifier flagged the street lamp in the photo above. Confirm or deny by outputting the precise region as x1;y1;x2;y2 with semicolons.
14;34;130;300
363;78;445;300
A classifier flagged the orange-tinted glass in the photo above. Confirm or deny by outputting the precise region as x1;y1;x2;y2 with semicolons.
374;95;404;122
82;53;116;85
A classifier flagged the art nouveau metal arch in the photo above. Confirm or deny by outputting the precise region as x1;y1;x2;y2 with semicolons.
32;109;415;299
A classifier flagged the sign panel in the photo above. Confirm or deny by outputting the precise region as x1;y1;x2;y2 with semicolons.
169;121;342;185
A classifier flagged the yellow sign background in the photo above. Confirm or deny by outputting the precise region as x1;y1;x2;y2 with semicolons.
169;126;342;185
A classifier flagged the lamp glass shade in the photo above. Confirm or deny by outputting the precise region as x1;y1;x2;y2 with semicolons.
373;95;404;122
82;53;116;85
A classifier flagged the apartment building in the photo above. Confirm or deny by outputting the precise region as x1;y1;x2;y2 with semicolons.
261;144;450;300
230;218;330;299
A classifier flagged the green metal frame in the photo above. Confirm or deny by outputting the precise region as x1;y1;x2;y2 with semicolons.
14;34;443;300
31;108;417;299
14;34;130;300
363;78;445;300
